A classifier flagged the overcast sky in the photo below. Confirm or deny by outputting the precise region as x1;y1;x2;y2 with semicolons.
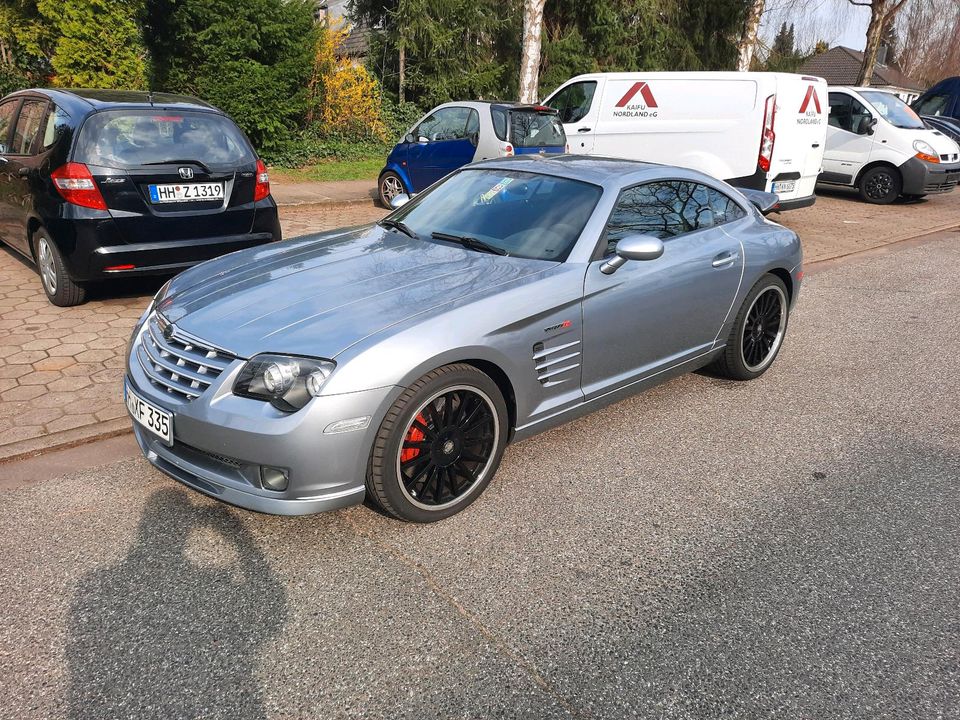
759;0;872;52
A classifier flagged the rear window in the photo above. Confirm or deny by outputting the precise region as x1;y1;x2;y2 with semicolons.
509;110;565;148
74;110;255;168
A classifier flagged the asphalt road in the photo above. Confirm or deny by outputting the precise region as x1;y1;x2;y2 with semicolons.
2;233;958;720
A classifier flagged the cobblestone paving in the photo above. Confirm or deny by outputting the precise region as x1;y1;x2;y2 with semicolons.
0;191;957;454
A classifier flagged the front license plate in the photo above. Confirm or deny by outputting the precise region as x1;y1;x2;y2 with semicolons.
125;383;173;445
148;182;224;203
772;180;796;194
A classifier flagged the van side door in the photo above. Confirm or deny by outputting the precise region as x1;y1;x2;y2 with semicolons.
544;80;599;154
822;92;875;186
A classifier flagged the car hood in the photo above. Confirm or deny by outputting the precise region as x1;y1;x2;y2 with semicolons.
156;225;557;360
915;127;960;155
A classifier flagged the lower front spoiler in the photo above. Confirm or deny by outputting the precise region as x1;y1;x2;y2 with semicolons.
132;425;366;516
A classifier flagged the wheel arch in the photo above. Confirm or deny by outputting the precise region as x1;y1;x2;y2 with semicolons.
26;216;44;260
854;160;902;189
767;267;793;304
379;165;413;195
457;358;518;439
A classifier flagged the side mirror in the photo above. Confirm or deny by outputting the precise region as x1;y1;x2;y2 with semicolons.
863;116;878;136
389;193;410;210
404;133;415;144
600;235;664;274
418;136;429;144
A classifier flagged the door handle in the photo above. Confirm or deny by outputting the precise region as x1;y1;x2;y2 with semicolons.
577;127;592;133
18;167;30;177
711;251;738;268
811;143;820;148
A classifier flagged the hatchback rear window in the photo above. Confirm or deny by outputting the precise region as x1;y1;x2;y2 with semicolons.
491;108;566;148
74;110;255;168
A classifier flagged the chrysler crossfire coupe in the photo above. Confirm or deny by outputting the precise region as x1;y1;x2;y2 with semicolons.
125;156;802;522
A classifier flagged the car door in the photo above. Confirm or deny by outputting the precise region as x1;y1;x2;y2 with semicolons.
580;180;745;399
0;98;23;247
0;97;47;255
405;107;478;191
823;92;876;185
544;80;599;154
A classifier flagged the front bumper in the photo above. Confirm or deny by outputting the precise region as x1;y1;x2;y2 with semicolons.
900;157;960;195
125;319;402;516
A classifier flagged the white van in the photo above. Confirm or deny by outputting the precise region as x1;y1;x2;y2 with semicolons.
543;72;828;210
819;86;960;204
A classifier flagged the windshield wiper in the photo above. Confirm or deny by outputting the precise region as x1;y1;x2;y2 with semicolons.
378;218;418;239
431;231;508;256
142;159;212;173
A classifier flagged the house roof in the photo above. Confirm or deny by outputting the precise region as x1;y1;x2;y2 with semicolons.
800;46;924;92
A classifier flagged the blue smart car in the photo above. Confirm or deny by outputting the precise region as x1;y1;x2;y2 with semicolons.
378;101;567;206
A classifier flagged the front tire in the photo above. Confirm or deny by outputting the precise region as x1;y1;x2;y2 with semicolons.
711;274;789;381
858;166;902;204
366;364;508;522
378;171;406;208
34;230;86;306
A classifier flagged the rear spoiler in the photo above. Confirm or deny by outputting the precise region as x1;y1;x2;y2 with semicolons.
739;189;781;215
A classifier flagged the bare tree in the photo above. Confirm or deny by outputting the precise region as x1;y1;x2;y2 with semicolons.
737;0;767;70
897;0;960;85
848;0;909;85
519;0;547;102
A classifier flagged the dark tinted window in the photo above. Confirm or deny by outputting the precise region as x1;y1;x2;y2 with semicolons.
491;107;507;140
828;92;872;134
0;101;16;154
40;104;70;150
11;100;47;155
415;107;473;141
509;110;565;147
603;181;737;255
913;93;950;117
547;81;596;124
394;169;602;261
465;108;480;138
74;110;254;168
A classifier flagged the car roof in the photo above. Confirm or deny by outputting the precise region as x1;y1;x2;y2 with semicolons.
469;154;700;189
5;88;216;115
432;100;557;113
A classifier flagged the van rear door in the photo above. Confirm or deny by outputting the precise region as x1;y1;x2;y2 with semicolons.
769;75;828;202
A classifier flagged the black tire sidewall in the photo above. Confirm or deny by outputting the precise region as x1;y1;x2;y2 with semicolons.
859;166;901;204
720;274;790;381
368;364;508;523
34;229;85;306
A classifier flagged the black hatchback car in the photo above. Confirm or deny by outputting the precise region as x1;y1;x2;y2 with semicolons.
0;89;281;305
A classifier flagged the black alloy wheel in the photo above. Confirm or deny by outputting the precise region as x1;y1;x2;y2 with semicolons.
859;166;901;204
740;286;786;372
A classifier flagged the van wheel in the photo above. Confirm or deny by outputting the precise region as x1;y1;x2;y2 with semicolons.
858;166;901;204
34;230;86;306
378;172;406;208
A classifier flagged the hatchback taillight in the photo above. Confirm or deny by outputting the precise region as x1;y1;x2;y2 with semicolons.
51;163;107;210
254;159;270;202
758;94;777;173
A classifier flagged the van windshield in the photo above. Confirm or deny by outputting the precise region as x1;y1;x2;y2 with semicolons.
860;91;925;130
75;110;255;168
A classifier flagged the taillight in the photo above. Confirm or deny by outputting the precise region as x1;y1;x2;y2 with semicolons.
758;94;777;173
502;143;514;157
254;159;270;201
51;163;107;210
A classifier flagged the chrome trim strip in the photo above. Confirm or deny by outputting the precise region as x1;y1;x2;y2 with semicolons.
136;345;200;399
535;351;581;371
532;339;581;361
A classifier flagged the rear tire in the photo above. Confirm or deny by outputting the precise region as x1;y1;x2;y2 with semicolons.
366;363;508;522
378;171;406;208
34;230;86;306
711;274;789;381
858;166;901;204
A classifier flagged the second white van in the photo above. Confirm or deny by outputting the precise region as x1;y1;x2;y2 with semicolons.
543;72;828;210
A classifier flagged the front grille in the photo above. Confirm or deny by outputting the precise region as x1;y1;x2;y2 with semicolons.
939;153;959;162
136;314;235;400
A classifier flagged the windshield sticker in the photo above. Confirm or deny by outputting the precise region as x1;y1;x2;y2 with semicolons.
479;177;515;203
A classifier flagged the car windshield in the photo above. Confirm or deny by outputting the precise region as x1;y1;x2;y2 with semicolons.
860;91;925;129
74;109;255;168
392;168;601;261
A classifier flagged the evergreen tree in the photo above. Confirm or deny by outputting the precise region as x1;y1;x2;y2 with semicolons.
38;0;147;88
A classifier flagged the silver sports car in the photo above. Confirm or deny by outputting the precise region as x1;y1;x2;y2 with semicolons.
125;156;802;522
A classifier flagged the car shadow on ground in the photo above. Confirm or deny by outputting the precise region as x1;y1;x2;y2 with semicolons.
65;487;286;720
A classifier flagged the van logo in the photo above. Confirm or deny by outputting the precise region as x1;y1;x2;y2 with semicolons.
799;86;821;114
615;82;658;109
178;167;194;180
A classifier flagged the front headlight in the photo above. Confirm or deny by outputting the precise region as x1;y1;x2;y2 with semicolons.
913;139;940;162
233;354;336;412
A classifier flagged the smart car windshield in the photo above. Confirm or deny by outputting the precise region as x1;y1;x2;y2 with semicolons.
391;169;602;261
860;91;925;129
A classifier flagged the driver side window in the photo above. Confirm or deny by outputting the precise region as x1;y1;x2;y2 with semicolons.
828;92;871;134
547;81;597;124
415;107;472;142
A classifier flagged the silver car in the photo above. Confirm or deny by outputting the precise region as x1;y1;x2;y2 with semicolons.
125;156;802;522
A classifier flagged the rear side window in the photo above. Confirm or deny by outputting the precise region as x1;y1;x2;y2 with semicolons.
491;107;507;140
0;101;16;153
509;111;565;148
11;100;47;155
74;110;255;168
40;104;71;150
547;81;597;124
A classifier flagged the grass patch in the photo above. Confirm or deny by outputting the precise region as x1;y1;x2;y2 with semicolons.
271;157;384;183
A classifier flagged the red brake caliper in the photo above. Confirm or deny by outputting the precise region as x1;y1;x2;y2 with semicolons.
400;413;427;463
